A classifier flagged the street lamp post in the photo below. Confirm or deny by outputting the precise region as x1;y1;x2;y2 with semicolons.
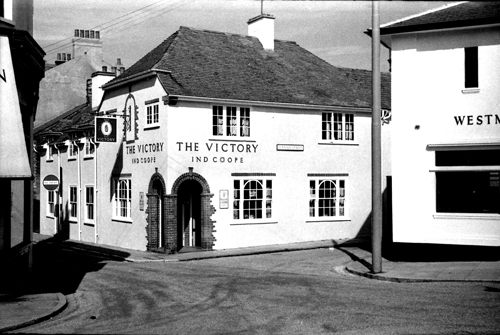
371;0;383;274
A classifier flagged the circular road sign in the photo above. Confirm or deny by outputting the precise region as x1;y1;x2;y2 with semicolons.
43;174;59;191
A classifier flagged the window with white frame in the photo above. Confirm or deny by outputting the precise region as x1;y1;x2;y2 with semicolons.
213;106;251;137
464;47;478;89
322;112;354;141
85;186;94;221
113;178;132;220
68;141;78;159
435;150;499;214
69;186;78;219
146;104;159;126
309;176;347;218
233;177;272;220
47;145;54;161
84;139;95;157
47;190;55;216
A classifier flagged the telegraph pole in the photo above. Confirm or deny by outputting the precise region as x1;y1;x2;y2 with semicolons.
371;0;383;274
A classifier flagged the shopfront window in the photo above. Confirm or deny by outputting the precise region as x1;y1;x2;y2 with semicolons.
435;150;500;214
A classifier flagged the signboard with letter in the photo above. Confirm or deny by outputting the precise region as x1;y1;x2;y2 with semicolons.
95;117;117;142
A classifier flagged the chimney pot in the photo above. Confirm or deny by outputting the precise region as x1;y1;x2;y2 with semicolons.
117;58;122;66
74;29;79;37
90;30;95;39
96;31;100;39
102;66;107;72
80;29;84;38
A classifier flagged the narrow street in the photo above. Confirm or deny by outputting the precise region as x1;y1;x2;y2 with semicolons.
12;247;500;334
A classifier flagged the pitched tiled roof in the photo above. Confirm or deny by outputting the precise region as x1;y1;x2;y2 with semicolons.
34;102;94;143
107;26;391;110
380;2;500;35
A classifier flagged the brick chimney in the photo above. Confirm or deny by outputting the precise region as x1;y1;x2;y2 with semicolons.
247;14;275;51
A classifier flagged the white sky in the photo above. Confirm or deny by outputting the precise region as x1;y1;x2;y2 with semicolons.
33;0;454;72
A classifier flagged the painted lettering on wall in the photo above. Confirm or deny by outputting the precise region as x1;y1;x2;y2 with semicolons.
125;141;164;164
454;114;500;126
176;141;258;164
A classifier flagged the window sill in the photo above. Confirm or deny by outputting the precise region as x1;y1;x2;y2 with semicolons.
46;159;54;163
318;142;359;146
83;155;95;160
433;213;500;220
144;124;160;130
461;88;480;94
69;218;78;223
68;157;77;161
210;138;255;143
112;217;133;224
46;215;55;219
230;220;277;226
306;217;351;223
84;221;95;227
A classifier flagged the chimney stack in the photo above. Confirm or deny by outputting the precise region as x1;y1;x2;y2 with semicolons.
247;14;275;51
72;28;102;60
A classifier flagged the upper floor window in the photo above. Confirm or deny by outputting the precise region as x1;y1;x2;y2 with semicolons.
47;145;54;162
213;106;251;138
84;139;95;158
464;47;478;89
68;141;78;160
146;104;159;127
322;112;354;142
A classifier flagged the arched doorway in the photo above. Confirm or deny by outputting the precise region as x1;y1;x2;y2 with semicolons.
165;168;215;253
146;170;166;252
152;179;164;248
177;179;202;251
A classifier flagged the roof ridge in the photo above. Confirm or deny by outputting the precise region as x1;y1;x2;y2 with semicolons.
380;1;466;28
179;26;255;40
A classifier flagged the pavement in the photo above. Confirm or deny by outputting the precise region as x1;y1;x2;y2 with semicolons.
1;234;499;333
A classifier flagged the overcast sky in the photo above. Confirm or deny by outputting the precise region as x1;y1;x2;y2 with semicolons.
33;0;454;73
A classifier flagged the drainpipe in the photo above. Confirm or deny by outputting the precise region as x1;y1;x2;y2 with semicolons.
73;140;82;241
89;137;98;243
54;143;61;235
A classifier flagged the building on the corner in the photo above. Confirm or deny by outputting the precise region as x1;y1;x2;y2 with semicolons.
36;14;392;252
377;2;500;246
0;0;45;288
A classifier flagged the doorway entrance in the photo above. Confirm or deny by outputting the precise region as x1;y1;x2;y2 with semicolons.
151;179;164;248
177;179;202;251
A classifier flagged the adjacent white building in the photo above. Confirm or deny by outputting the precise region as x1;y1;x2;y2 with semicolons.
379;2;500;246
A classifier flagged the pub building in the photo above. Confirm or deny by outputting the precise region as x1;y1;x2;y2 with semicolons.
377;2;500;246
37;14;392;252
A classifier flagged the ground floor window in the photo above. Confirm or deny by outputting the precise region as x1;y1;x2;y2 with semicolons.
309;176;347;218
47;190;55;216
233;178;273;220
435;150;500;214
113;177;132;220
85;186;94;221
69;186;77;219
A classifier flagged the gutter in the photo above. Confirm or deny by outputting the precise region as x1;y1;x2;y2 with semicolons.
164;95;378;114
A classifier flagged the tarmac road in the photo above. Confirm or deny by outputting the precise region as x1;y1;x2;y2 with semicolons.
10;248;500;334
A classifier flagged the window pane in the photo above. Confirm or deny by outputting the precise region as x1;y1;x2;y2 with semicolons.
213;106;223;136
465;47;478;88
436;171;500;214
436;150;500;166
227;107;237;136
322;113;332;140
240;108;250;137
